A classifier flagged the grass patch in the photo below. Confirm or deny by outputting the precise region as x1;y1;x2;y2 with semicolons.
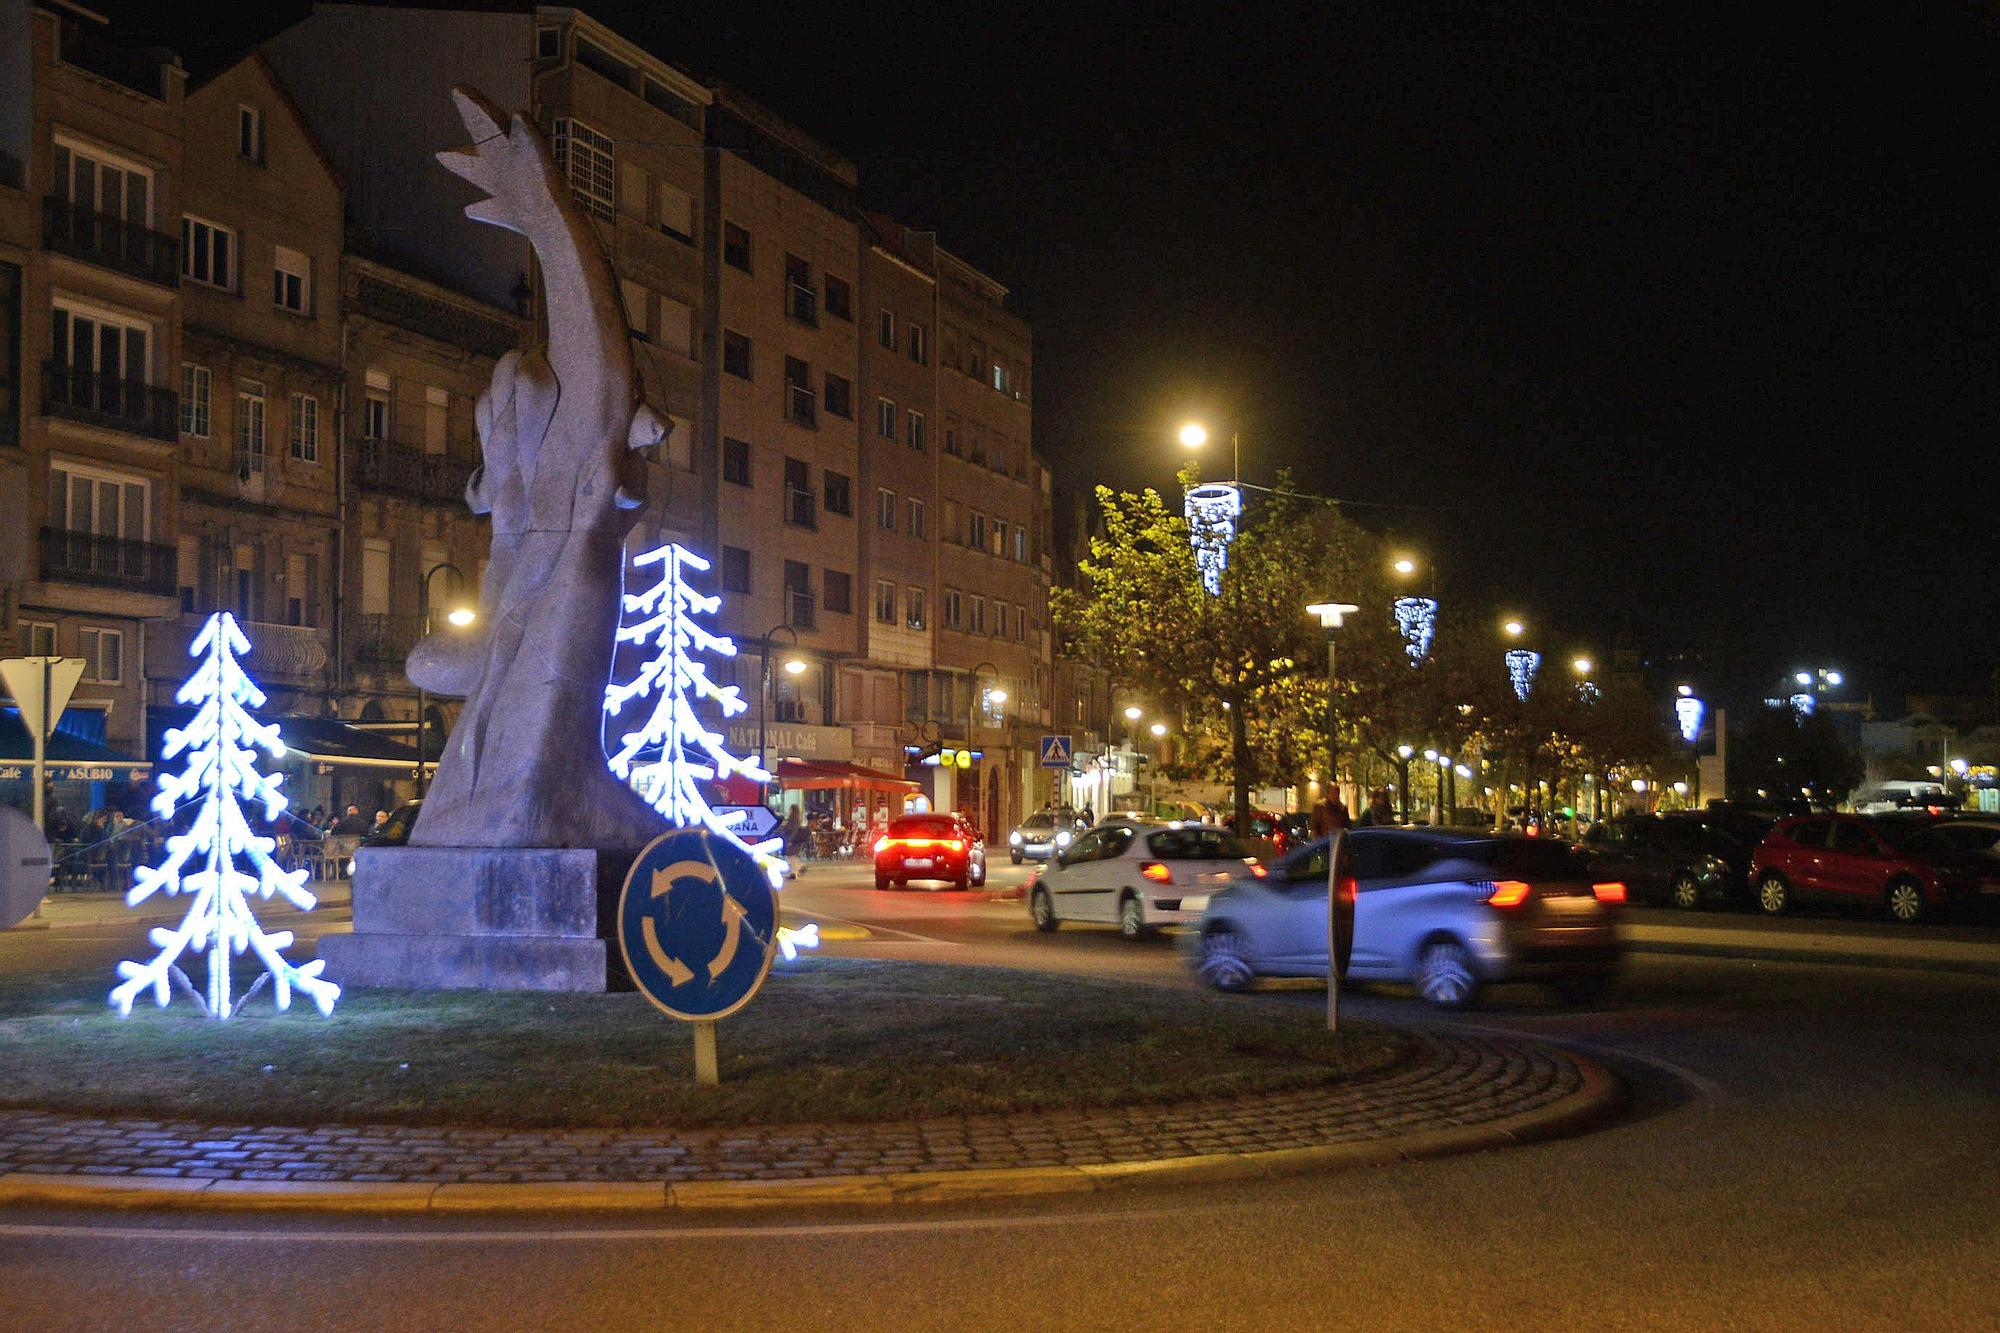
0;959;1407;1130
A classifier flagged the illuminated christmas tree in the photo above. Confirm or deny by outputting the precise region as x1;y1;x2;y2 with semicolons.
605;542;790;890
110;613;340;1020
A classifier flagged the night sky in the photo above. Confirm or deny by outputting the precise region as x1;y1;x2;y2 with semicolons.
134;3;2000;706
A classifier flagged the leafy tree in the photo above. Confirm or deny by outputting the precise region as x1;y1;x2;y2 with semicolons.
1728;706;1865;805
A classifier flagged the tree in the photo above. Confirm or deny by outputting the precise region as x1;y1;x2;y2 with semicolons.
110;613;340;1020
1728;706;1865;805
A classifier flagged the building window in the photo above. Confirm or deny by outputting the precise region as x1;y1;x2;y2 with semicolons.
877;487;896;532
969;511;987;552
721;545;751;594
656;181;694;243
906;586;927;630
942;588;962;630
875;579;897;625
23;621;57;656
423;385;448;454
722;329;751;379
723;221;751;272
284;551;321;627
783;457;815;528
180;217;234;289
878;308;895;349
180;363;210;437
236;380;266;473
992;361;1012;395
969;595;986;635
289;393;319;462
273;246;310;313
0;262;15;447
907;498;925;538
79;627;123;684
536;25;562;59
906;410;925;452
785;254;817;326
238;105;264;163
360;538;390;616
996;601;1010;639
52;138;152;225
991;520;1007;558
619;278;649;336
783;560;814;629
941;499;960;544
363;369;390;439
823;569;852;615
908;323;927;364
823;373;851;418
657;295;693;358
723;436;751;486
51;300;150;391
783;356;816;427
824;274;851;321
944;416;960;456
1018;604;1030;640
1013;528;1028;562
552;118;615;221
876;398;896;441
823;469;852;517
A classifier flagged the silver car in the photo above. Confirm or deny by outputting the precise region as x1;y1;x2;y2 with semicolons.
1189;830;1624;1007
1007;811;1078;864
1030;822;1261;940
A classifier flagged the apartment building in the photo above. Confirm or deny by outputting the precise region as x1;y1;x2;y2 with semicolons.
6;2;187;776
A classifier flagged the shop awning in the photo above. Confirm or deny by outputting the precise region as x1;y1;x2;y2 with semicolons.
0;710;152;780
148;706;424;772
772;759;919;794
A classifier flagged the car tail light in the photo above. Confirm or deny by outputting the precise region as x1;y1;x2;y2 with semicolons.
943;839;964;853
1339;874;1357;905
1485;879;1532;909
1592;880;1628;904
1249;863;1268;879
1140;861;1173;885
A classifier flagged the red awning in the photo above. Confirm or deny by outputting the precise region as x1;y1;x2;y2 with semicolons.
773;759;920;794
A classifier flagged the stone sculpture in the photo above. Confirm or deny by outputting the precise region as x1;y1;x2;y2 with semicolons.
405;86;668;853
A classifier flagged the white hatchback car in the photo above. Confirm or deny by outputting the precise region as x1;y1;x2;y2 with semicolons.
1029;822;1261;939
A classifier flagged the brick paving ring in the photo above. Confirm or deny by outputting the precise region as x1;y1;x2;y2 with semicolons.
0;1030;1624;1213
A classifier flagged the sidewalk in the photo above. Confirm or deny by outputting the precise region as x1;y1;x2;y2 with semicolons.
0;1031;1619;1212
1623;917;2000;977
9;883;353;932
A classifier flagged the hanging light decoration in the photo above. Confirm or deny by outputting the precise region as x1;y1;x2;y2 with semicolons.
1505;648;1541;702
1183;483;1241;596
1392;596;1438;664
1675;694;1706;744
1789;692;1816;716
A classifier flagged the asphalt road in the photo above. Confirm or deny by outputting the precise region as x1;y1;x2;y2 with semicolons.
2;864;1996;1330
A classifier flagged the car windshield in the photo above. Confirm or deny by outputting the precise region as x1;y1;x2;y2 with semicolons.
1019;814;1054;830
1146;827;1250;860
1867;819;1948;853
889;817;959;839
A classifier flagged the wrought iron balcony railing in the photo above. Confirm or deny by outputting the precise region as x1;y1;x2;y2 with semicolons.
38;526;176;597
41;361;178;441
42;196;179;287
352;436;478;504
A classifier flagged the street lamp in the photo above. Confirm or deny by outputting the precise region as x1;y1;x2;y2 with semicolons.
1392;556;1417;577
1502;617;1526;639
757;624;805;804
1178;420;1241;482
967;661;1002;826
416;561;475;796
1307;599;1357;1034
1571;656;1593;677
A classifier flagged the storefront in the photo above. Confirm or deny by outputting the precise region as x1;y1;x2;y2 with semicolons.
147;705;425;828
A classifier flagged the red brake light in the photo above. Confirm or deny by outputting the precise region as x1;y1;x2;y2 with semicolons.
1339;874;1357;905
1592;881;1628;904
1487;879;1532;909
1140;861;1173;885
943;839;964;853
1249;863;1268;879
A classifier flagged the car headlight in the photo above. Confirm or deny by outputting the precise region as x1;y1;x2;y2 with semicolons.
1010;831;1023;844
1056;831;1072;847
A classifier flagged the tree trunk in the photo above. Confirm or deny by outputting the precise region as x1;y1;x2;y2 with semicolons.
1230;695;1251;831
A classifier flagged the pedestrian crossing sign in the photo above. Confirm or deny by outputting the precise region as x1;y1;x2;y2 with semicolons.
1039;734;1074;769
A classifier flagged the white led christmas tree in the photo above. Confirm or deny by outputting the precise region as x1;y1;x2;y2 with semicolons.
110;613;340;1020
605;542;790;889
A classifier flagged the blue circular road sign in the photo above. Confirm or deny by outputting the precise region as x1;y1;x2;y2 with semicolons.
617;828;778;1021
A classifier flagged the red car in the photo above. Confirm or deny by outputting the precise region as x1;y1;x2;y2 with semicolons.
1750;814;1992;923
874;813;987;891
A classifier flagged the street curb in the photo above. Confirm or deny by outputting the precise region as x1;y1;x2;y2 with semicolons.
0;1050;1626;1216
1626;938;2000;979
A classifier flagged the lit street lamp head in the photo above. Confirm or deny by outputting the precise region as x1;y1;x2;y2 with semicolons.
783;657;808;676
1571;656;1593;676
986;687;1008;705
1306;601;1360;630
1502;618;1526;639
1149;722;1167;738
1124;705;1143;721
1392;557;1417;576
1178;422;1208;449
446;607;476;628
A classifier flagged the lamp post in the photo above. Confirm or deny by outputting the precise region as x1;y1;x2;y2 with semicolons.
1179;421;1240;483
757;624;805;804
1147;720;1168;810
1307;600;1357;1033
967;661;1004;828
416;561;474;796
1122;705;1144;806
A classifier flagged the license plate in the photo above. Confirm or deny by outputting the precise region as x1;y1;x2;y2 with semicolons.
905;859;933;870
1180;895;1209;913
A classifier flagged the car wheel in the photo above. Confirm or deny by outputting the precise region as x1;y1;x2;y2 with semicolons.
1756;873;1790;915
972;861;987;888
1552;970;1618;1005
1118;893;1147;941
1670;872;1702;911
1195;924;1254;991
1415;937;1478;1009
1031;888;1058;932
1011;851;1022;865
953;870;970;892
1885;877;1924;924
874;871;890;891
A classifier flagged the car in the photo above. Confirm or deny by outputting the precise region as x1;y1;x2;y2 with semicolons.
1029;822;1261;940
1006;811;1078;864
1582;811;1764;910
1921;817;2000;862
1221;809;1292;859
1191;829;1626;1008
874;813;986;891
1749;813;1995;923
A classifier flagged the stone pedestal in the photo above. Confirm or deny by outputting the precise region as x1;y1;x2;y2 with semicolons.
320;846;637;992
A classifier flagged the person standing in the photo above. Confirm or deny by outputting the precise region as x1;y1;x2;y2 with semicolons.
1309;790;1351;838
1356;788;1396;827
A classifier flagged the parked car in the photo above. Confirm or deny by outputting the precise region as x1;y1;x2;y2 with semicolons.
1191;829;1626;1008
1921;817;2000;861
1029;822;1260;939
874;813;986;891
1582;812;1763;909
1749;813;1993;923
1221;809;1293;859
1006;811;1078;865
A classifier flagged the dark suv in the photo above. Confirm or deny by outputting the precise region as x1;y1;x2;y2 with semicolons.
1583;812;1767;910
1750;813;1994;923
874;813;987;891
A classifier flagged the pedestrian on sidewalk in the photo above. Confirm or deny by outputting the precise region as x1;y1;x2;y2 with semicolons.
1310;790;1351;837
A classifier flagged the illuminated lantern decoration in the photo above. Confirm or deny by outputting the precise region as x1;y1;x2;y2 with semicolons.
1576;681;1603;703
1183;483;1241;595
1676;694;1706;744
110;613;339;1020
1505;648;1541;703
1392;596;1438;664
1789;692;1816;716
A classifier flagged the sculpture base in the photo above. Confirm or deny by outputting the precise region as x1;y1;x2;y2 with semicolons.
320;846;638;992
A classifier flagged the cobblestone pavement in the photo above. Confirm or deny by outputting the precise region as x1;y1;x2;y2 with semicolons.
0;1032;1585;1186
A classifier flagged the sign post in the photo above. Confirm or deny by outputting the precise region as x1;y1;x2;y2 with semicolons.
0;656;86;832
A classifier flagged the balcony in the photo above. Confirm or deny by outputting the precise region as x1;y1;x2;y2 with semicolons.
354;612;419;670
56;15;174;99
43;196;179;288
353;437;478;504
784;485;817;529
159;614;329;681
785;382;817;428
41;361;178;441
785;590;817;631
38;526;176;598
787;283;818;327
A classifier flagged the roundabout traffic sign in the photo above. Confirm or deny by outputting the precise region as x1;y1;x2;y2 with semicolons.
617;828;778;1028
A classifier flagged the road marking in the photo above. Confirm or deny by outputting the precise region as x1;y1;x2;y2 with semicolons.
781;907;961;946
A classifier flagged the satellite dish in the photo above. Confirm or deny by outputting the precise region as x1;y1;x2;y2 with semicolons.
0;806;51;932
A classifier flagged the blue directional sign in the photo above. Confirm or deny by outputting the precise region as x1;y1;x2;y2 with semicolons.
1039;734;1074;769
618;827;778;1021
